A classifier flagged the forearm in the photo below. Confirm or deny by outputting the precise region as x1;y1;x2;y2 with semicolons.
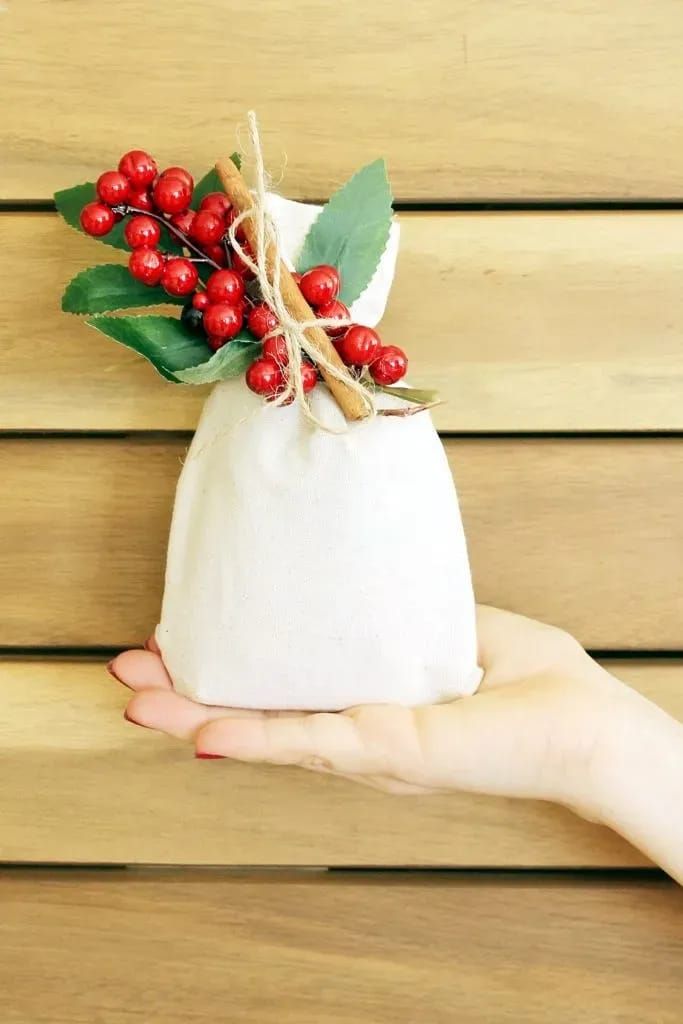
595;688;683;884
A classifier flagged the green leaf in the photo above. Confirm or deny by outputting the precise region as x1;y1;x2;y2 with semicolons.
296;158;393;305
62;264;184;314
192;152;242;207
377;385;440;405
54;181;183;254
86;315;212;382
174;336;260;384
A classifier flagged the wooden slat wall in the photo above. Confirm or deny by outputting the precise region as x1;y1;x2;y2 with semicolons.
4;211;683;432
3;2;683;200
1;658;681;865
1;872;681;1024
1;437;682;650
2;1;683;1018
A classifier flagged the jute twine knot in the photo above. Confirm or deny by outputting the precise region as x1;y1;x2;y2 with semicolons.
226;112;376;431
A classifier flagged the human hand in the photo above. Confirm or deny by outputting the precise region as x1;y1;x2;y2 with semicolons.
109;605;632;819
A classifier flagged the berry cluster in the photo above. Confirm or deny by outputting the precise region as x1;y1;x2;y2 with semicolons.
80;151;408;402
244;264;408;398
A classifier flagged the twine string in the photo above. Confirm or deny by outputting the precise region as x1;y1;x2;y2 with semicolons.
225;111;376;429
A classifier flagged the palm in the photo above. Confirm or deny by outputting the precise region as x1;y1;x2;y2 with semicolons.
112;605;618;811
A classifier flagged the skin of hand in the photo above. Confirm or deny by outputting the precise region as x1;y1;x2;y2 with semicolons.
110;605;683;883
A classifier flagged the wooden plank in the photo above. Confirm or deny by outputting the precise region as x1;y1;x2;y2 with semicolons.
1;871;681;1023
3;211;683;432
1;437;682;650
0;658;681;866
3;3;683;200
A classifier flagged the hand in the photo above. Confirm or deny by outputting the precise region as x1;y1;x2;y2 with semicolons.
109;606;630;818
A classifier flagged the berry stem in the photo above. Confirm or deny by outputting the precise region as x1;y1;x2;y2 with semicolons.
113;204;222;270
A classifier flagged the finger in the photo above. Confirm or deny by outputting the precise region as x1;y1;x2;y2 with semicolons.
125;689;264;739
109;649;173;691
195;712;379;774
144;632;161;655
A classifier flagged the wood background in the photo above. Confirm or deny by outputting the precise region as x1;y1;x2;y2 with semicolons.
4;212;683;431
1;0;681;1019
2;437;683;649
3;2;683;200
1;658;682;865
1;871;681;1024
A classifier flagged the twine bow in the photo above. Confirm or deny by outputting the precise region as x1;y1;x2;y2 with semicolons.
223;112;376;430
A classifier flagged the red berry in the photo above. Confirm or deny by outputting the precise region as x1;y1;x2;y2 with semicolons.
246;357;284;397
192;291;211;312
316;299;350;338
80;201;116;237
337;325;381;367
262;334;289;364
190;210;225;246
248;303;279;340
199;192;232;217
128;248;164;286
124;214;161;249
153;175;192;215
203;243;228;267
207;335;228;352
224;208;248;243
206;269;245;305
159;166;194;191
231;247;255;279
118;150;157;190
299;265;340;307
370;345;408;386
161;257;199;297
96;170;131;206
301;361;318;393
170;209;196;235
129;189;154;213
204;302;243;339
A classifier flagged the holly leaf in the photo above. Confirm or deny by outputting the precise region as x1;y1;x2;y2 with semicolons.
62;264;183;314
296;159;393;305
193;152;242;207
54;182;183;253
86;315;212;382
174;336;260;384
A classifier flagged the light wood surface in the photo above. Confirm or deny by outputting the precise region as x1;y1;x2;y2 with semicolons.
3;2;683;200
0;657;680;866
1;870;681;1023
1;437;682;649
3;211;683;431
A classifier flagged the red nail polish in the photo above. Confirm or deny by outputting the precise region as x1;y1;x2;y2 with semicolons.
195;752;225;759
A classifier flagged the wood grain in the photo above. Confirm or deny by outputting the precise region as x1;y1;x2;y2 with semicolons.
1;658;681;866
1;870;681;1023
1;437;682;649
3;211;683;432
3;2;683;200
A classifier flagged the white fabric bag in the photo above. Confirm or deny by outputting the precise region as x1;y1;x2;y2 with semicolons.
156;195;482;709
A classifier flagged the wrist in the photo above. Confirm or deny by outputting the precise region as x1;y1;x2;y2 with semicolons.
587;679;683;880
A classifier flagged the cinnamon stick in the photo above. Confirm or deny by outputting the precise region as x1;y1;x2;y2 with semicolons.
214;156;369;422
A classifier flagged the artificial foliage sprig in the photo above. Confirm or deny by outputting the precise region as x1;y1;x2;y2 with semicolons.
57;138;429;407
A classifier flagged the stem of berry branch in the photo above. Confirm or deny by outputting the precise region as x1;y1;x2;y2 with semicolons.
113;205;222;270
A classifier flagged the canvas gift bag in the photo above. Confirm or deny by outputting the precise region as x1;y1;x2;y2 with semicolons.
156;192;482;709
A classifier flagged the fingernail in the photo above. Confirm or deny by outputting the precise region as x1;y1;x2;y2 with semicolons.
195;752;225;759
